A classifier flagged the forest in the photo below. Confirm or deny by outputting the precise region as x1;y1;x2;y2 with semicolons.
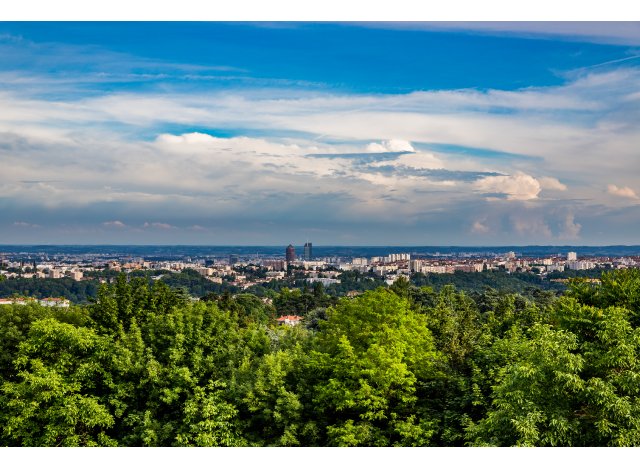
1;269;640;446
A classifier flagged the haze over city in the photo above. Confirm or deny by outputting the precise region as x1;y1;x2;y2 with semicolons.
1;22;639;245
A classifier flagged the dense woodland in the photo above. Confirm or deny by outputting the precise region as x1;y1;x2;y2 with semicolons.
1;269;640;446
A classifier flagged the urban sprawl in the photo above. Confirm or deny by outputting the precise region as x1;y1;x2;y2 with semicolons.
2;244;639;308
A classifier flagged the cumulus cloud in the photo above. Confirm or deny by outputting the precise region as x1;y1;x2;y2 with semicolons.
370;151;443;170
510;214;553;238
2;32;640;243
539;177;567;191
559;213;582;240
607;184;638;199
102;220;126;228
366;139;415;153
156;132;218;145
474;172;541;201
143;222;176;229
471;220;490;234
155;132;307;156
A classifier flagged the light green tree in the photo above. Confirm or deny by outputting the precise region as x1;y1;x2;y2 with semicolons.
308;288;440;446
1;318;117;446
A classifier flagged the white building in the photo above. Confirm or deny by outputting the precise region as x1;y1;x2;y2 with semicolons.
547;264;565;273
385;253;411;263
422;265;450;274
68;271;83;281
265;271;286;280
39;298;70;308
568;260;596;271
0;298;29;305
567;252;577;261
48;269;63;279
195;267;214;277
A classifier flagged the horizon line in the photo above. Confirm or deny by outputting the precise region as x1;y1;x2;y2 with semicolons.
2;244;640;248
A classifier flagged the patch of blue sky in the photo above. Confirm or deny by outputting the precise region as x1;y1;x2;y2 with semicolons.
0;22;634;95
145;125;324;142
415;142;543;162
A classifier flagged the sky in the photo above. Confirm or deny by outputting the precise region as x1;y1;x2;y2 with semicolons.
1;21;639;245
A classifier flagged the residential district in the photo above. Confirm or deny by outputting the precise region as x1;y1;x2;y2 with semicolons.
2;244;639;309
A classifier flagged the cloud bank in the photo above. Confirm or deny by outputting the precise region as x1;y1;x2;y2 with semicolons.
1;27;639;244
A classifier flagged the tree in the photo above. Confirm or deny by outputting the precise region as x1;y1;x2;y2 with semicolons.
175;380;246;446
1;319;117;446
466;324;584;446
307;288;440;446
468;288;640;446
233;345;308;446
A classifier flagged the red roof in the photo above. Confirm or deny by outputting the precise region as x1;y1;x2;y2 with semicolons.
277;315;303;321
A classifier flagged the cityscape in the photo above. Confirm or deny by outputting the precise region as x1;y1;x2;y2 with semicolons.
2;243;639;306
1;17;640;450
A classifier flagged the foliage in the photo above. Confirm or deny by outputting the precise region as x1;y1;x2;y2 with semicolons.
0;277;100;303
306;289;440;446
1;269;640;446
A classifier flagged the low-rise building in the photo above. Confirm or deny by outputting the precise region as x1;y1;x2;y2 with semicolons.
68;271;83;281
195;267;214;277
48;269;63;279
277;315;303;326
39;298;71;308
266;271;286;280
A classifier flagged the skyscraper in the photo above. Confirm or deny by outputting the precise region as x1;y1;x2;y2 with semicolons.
286;244;296;263
304;242;313;260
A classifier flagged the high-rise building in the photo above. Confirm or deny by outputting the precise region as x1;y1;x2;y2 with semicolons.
409;259;423;272
304;242;313;260
567;251;577;261
286;244;296;263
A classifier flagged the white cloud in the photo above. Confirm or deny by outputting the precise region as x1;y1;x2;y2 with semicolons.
103;220;126;228
471;220;490;234
156;132;217;145
154;132;312;158
474;172;541;201
143;222;176;229
370;151;443;170
559;213;582;239
2;52;640;242
607;184;638;199
510;214;553;238
366;139;415;153
539;176;567;191
375;22;640;46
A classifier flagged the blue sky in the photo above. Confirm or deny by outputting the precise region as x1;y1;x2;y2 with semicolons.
1;22;640;244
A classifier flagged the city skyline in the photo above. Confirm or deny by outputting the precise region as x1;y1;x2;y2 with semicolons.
1;22;640;245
